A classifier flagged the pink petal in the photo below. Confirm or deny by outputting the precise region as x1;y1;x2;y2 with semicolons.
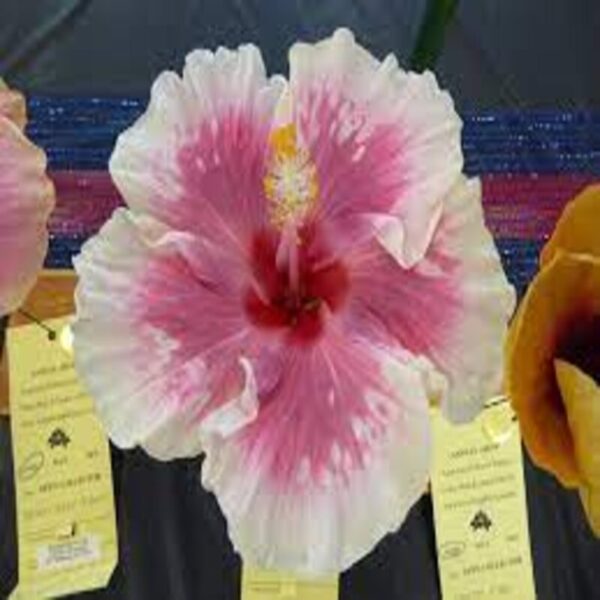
345;177;516;421
109;45;285;259
0;117;54;314
203;329;431;573
289;29;463;267
73;209;267;458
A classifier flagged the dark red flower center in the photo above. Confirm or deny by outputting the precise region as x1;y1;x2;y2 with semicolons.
244;229;350;344
556;313;600;384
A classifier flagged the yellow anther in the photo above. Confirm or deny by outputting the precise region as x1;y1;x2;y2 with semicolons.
269;123;298;160
264;124;318;229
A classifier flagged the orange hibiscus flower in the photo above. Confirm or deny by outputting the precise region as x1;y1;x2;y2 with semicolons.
506;184;600;535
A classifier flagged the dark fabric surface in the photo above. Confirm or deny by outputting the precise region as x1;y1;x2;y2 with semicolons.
3;0;600;107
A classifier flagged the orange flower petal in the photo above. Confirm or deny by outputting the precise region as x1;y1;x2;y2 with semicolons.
541;184;600;266
0;79;26;130
506;252;600;487
579;487;600;537
555;359;600;535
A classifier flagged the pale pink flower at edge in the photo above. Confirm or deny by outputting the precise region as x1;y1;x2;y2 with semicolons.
72;30;515;573
0;80;54;315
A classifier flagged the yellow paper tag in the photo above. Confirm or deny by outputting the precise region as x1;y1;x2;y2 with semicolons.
430;400;536;600
8;316;117;599
242;567;338;600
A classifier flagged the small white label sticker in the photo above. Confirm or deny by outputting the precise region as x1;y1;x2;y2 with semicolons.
37;535;101;571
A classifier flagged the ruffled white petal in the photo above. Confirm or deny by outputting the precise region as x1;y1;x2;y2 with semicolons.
202;340;431;574
200;357;259;438
289;28;463;267
109;44;285;253
348;177;515;422
73;208;258;459
430;178;516;421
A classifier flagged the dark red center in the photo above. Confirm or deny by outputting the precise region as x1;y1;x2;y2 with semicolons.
244;229;350;344
556;313;600;384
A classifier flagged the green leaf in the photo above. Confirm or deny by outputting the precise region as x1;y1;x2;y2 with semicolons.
410;0;459;71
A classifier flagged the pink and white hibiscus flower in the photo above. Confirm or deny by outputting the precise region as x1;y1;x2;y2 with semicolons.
73;30;515;573
0;80;54;315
